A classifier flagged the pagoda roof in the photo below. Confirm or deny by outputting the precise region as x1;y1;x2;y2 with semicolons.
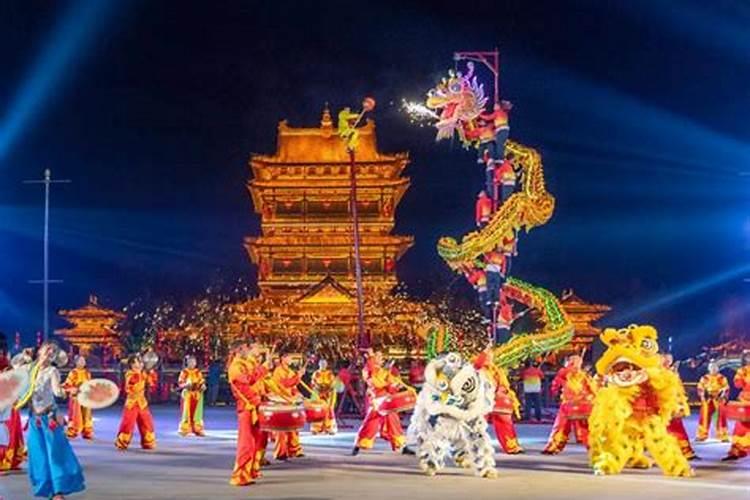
252;107;408;165
560;289;611;314
58;295;125;321
297;275;354;304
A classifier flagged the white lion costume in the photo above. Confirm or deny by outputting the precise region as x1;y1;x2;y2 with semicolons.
406;352;497;478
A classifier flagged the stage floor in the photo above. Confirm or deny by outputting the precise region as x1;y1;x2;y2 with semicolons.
0;406;747;499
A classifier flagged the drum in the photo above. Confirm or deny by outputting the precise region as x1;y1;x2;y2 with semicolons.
561;401;592;421
725;401;750;423
377;390;416;414
491;393;514;416
258;403;306;432
303;399;328;423
0;368;30;411
78;378;120;409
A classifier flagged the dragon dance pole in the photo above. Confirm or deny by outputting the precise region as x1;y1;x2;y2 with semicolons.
349;147;368;351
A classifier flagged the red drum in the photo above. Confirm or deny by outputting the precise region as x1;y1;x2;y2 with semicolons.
303;399;328;423
725;401;750;423
492;393;514;415
377;390;417;414
561;401;592;420
258;403;306;432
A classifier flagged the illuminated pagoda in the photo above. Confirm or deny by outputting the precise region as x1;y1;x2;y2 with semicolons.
56;295;125;355
231;108;430;354
558;289;611;354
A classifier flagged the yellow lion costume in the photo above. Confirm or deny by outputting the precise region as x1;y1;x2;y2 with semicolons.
588;325;693;477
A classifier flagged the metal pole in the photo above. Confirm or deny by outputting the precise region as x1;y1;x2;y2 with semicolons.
43;169;50;340
24;169;69;341
349;149;368;350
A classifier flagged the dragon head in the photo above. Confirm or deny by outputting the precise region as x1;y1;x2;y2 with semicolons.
425;70;488;142
595;324;660;388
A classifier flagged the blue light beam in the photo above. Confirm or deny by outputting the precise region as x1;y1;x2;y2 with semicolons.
0;0;117;161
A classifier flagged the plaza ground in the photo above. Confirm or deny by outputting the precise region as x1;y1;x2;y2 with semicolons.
0;406;747;499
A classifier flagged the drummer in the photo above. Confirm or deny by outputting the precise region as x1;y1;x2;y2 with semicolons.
228;340;271;486
311;358;338;435
352;349;414;456
542;355;596;454
723;351;750;461
62;355;94;440
270;353;307;460
474;346;524;454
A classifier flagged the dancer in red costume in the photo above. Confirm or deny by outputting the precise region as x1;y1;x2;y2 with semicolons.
270;354;306;460
662;354;697;460
695;361;729;442
62;355;94;440
352;350;414;456
542;355;595;454
228;340;270;486
115;355;157;450
0;346;25;473
723;352;750;461
474;347;523;454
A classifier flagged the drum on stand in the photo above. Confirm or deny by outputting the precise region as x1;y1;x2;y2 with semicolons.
258;403;306;432
377;390;417;415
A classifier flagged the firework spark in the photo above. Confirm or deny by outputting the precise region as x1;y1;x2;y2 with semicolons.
401;99;438;124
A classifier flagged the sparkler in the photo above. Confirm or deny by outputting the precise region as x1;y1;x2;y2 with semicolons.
401;99;438;124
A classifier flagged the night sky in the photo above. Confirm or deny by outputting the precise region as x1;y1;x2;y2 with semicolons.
1;0;749;356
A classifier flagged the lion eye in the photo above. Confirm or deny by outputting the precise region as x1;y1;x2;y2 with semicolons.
641;339;655;350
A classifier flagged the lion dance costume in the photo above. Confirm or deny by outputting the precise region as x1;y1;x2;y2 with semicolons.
588;325;693;477
406;353;497;478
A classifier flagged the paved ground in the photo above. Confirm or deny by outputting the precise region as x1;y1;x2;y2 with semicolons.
0;406;747;499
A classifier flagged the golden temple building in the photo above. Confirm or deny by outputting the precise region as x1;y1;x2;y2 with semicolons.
56;295;125;355
558;289;611;353
231;108;431;353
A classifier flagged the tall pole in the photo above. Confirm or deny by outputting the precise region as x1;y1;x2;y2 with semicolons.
349;149;367;350
24;169;70;340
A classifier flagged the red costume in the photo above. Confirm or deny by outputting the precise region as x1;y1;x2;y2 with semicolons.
178;367;206;436
475;353;523;454
475;192;493;226
354;357;406;451
542;366;595;454
63;367;94;439
270;364;304;460
311;368;337;435
696;372;729;441
726;365;750;459
115;369;157;450
665;368;696;459
228;354;268;486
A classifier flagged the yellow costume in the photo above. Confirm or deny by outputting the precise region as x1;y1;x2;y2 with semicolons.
311;368;337;435
588;325;693;477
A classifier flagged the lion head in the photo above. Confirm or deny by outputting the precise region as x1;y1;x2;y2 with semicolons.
595;324;660;388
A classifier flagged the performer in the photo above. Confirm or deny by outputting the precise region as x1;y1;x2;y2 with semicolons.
474;347;523;454
311;358;337;435
475;190;493;228
695;361;729;442
17;341;85;499
178;355;206;436
115;355;157;450
520;361;544;422
493;159;516;206
62;355;93;440
270;354;306;460
723;352;750;461
662;354;697;460
542;355;595;454
228;340;269;486
352;350;413;455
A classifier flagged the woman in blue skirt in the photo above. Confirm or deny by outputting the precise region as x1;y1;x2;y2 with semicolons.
16;341;85;499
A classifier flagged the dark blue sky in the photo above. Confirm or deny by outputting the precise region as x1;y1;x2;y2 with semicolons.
1;0;749;355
